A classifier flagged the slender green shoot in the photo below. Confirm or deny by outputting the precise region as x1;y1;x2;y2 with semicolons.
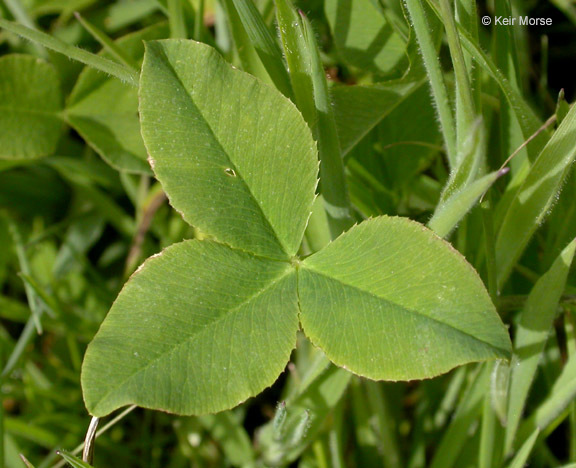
275;0;353;237
74;12;139;71
0;19;139;87
7;221;42;333
230;0;292;97
404;0;457;165
168;0;188;38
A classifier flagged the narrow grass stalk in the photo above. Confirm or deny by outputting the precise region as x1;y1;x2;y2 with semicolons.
193;0;205;41
436;0;485;199
428;169;506;239
230;0;292;97
495;105;576;288
430;365;489;468
479;394;497;468
0;19;139;87
437;0;475;135
74;13;139;71
506;429;539;468
481;196;499;301
364;381;403;468
7;221;42;333
48;407;137;468
455;0;480;108
18;274;59;318
276;0;353;237
1;316;43;379
423;0;547;159
56;450;92;468
517;352;576;447
506;238;576;453
404;0;457;165
168;0;187;38
327;402;345;468
220;0;271;83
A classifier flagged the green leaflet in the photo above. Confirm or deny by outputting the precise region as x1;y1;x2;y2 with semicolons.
299;217;511;380
139;40;318;259
0;55;63;160
82;240;300;416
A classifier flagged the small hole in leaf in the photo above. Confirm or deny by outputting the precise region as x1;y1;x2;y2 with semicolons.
224;168;236;177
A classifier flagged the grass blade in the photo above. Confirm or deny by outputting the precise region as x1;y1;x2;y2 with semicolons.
276;0;353;237
518;349;576;446
220;0;271;82
7;220;42;333
495;104;576;287
505;237;576;454
56;450;93;468
437;0;475;145
404;0;456;165
17;274;59;319
0;19;138;87
430;365;489;468
73;12;139;70
364;381;403;468
428;169;508;238
19;454;36;468
230;0;292;97
506;429;539;468
168;0;187;38
479;391;500;468
1;316;43;379
193;0;205;41
423;0;547;160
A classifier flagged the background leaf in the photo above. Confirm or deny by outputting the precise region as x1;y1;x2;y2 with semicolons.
0;54;63;160
66;24;168;174
325;0;408;78
332;80;422;157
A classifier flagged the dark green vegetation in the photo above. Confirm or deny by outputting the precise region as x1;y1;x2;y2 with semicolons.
1;0;576;467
